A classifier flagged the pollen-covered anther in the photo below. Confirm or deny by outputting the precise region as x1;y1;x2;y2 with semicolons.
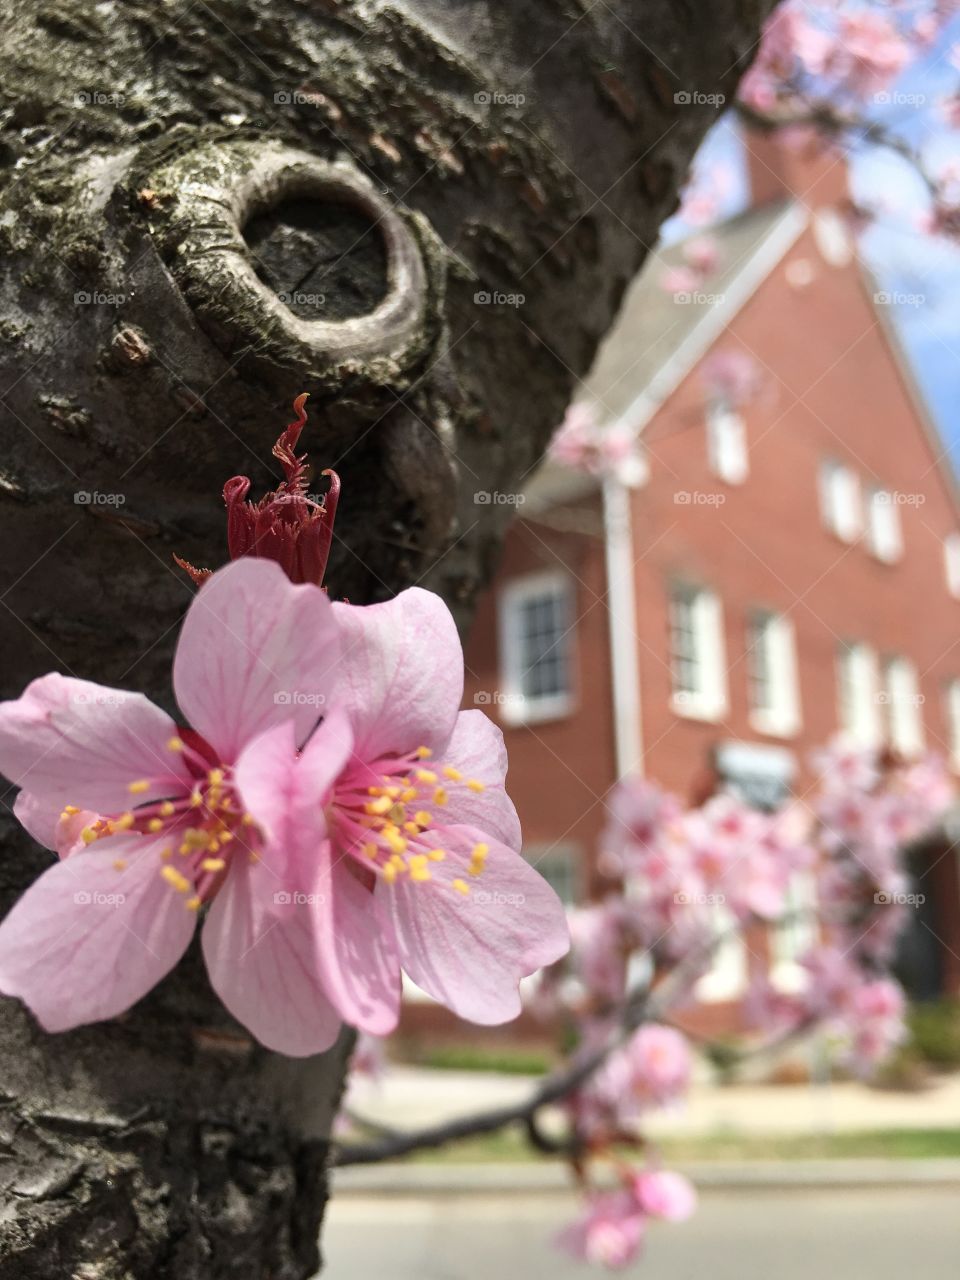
161;865;192;893
468;842;488;877
408;854;432;882
128;779;150;795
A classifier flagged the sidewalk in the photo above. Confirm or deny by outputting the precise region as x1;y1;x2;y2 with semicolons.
347;1064;960;1138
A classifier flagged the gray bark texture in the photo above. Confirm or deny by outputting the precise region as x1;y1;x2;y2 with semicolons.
0;1;773;1275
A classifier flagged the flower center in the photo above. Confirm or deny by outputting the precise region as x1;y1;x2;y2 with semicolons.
67;736;259;911
332;745;488;896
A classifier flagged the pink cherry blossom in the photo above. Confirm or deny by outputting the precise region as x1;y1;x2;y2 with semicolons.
557;1190;646;1270
0;558;348;1055
632;1169;697;1222
230;586;570;1032
700;349;764;407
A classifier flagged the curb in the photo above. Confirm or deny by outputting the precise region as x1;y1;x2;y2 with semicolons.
333;1158;960;1196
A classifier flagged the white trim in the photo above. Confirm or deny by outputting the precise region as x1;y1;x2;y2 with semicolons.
497;569;576;726
882;655;924;757
669;582;728;722
945;533;960;599
865;487;903;563
603;478;644;776
748;609;801;739
611;203;809;435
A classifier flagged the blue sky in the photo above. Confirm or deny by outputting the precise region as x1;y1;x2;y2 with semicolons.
662;16;960;473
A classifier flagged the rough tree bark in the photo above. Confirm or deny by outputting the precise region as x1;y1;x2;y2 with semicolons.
0;2;774;1275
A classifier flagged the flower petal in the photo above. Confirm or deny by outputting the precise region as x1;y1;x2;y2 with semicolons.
201;856;343;1057
173;559;340;763
375;826;569;1024
331;588;463;761
13;791;97;858
0;673;191;812
433;711;522;848
0;834;196;1032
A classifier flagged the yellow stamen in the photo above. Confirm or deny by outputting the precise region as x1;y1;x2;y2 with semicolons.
384;830;407;856
416;746;432;759
161;865;191;893
427;849;446;862
408;854;432;882
365;796;392;816
128;779;150;794
414;810;432;828
80;826;98;846
201;857;226;872
433;787;448;806
113;859;128;871
208;768;224;786
388;803;406;825
147;818;164;833
112;812;135;832
367;786;383;797
416;769;438;784
363;842;379;860
383;863;398;885
241;812;255;825
442;766;462;781
467;779;486;793
452;878;470;896
186;895;202;911
61;805;79;817
160;801;176;816
167;736;184;752
401;787;418;803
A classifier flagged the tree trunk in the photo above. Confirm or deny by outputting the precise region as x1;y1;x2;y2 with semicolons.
0;1;774;1274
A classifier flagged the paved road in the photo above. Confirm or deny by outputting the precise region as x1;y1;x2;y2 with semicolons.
322;1185;960;1278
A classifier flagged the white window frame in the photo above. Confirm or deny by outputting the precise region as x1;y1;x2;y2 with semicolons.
523;841;583;907
669;583;728;722
946;679;960;770
497;569;575;726
945;534;960;599
706;399;749;485
695;902;748;1003
837;641;882;747
747;609;801;738
882;656;925;758
819;459;862;543
866;488;902;563
771;871;818;994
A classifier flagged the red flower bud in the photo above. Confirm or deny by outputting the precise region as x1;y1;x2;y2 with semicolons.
176;394;340;588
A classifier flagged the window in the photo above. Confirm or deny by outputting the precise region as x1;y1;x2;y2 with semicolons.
669;583;727;720
946;680;960;768
866;488;902;563
945;534;960;598
706;401;749;484
747;610;801;737
882;656;924;757
498;570;574;724
837;641;881;746
819;459;861;542
771;872;818;993
524;842;582;906
695;902;747;1003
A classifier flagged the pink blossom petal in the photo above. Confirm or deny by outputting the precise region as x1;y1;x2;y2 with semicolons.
634;1169;697;1222
201;856;343;1057
0;834;196;1032
173;559;340;763
0;673;191;812
331;588;463;760
434;711;522;848
13;791;97;858
376;826;569;1024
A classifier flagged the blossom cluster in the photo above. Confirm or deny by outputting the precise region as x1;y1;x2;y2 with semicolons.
0;402;569;1055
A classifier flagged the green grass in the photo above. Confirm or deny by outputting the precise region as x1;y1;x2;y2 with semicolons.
389;1127;960;1165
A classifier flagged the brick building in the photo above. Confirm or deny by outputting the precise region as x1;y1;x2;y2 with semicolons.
459;130;960;1019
